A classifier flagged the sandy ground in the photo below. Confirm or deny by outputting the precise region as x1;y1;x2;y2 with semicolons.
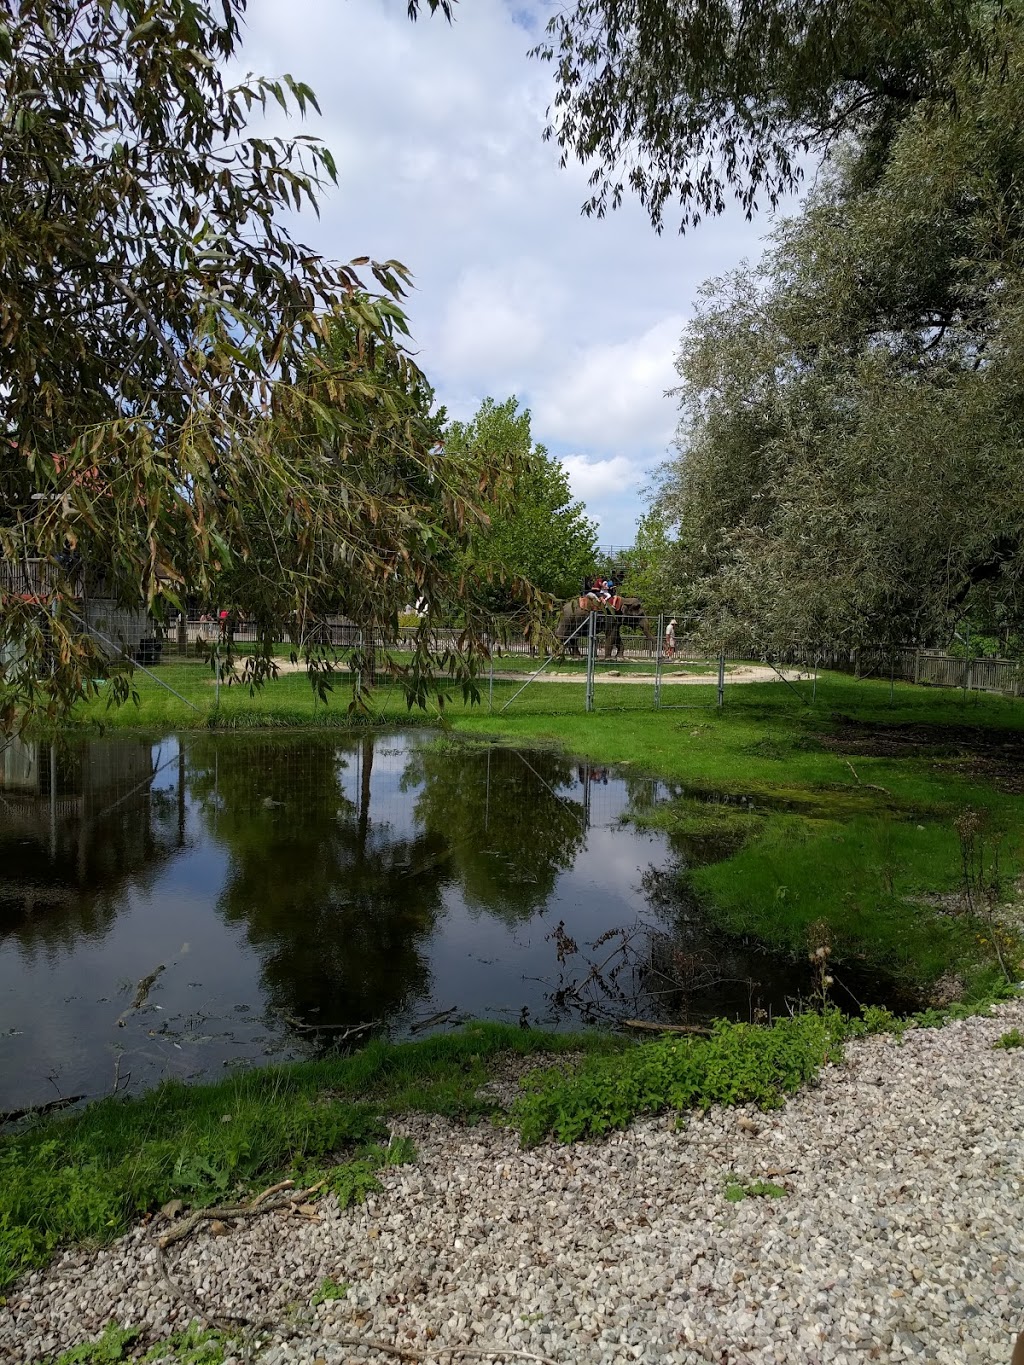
232;659;806;687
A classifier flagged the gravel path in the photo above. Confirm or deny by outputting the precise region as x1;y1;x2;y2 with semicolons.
5;1003;1023;1365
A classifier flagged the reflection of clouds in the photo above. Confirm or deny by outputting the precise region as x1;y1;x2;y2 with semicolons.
558;830;665;911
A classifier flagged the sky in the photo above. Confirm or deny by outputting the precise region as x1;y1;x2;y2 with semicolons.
237;0;786;547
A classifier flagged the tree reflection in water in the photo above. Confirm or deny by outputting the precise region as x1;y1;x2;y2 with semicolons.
0;735;183;952
185;733;449;1032
183;734;593;1034
403;739;587;922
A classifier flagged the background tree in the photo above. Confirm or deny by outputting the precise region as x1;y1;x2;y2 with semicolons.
444;398;598;615
0;0;492;732
604;511;681;616
653;37;1024;652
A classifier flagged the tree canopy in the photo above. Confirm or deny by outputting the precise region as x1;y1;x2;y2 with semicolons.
532;0;1013;233
652;32;1024;651
0;0;495;731
444;398;597;614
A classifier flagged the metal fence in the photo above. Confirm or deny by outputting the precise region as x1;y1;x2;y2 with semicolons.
89;606;1024;709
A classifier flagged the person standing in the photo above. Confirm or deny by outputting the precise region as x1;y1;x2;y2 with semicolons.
664;618;677;658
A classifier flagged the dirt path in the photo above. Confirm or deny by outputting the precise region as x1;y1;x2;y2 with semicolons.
238;659;808;687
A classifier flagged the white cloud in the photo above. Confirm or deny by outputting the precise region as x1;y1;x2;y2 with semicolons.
533;316;684;451
236;0;789;541
434;261;563;387
561;454;637;503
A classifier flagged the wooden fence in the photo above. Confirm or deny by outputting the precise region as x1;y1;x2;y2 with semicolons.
807;645;1023;697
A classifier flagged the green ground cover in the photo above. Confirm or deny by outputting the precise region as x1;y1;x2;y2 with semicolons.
3;998;1012;1308
0;1025;620;1292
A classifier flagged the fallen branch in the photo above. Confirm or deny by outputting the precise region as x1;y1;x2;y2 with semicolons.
844;760;891;796
410;1006;458;1033
0;1094;85;1124
621;1019;712;1036
117;963;165;1027
328;1341;562;1364
153;1179;562;1365
153;1241;246;1334
277;1011;377;1039
158;1178;325;1249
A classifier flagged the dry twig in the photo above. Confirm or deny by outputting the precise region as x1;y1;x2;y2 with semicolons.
621;1019;712;1036
844;760;891;795
151;1179;562;1365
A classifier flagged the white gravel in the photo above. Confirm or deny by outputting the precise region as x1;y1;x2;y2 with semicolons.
4;1002;1023;1365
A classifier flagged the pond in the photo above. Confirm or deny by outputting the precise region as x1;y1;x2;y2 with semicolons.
1;731;893;1114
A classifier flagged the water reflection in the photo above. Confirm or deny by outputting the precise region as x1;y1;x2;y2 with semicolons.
186;734;447;1028
0;736;184;952
404;743;587;921
0;730;907;1113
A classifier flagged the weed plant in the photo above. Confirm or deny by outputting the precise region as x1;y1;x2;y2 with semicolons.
724;1177;787;1201
512;1011;843;1145
49;1322;233;1365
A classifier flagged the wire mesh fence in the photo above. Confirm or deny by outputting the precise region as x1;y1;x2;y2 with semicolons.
60;602;1024;721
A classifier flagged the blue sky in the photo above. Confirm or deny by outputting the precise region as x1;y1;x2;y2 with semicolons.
237;0;790;545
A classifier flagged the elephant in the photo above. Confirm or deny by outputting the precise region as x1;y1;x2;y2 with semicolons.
554;595;651;659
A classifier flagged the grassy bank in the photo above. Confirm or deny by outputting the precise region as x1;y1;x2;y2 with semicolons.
0;1024;617;1292
4;999;1017;1306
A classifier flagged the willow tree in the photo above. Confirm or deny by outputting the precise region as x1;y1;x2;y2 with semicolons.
532;0;1012;232
654;36;1024;652
0;0;495;732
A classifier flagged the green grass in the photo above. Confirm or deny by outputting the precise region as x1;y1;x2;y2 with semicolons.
0;1023;620;1292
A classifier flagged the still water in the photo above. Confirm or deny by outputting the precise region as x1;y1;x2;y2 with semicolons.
2;731;828;1113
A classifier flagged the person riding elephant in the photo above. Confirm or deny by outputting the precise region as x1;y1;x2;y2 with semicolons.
554;593;649;659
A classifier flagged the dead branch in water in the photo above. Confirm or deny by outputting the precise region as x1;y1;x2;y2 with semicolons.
116;963;165;1027
0;1093;85;1124
276;1010;377;1039
410;1006;459;1033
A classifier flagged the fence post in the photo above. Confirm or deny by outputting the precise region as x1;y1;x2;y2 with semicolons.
654;612;663;710
914;649;922;685
717;651;725;709
488;651;494;713
585;610;597;713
